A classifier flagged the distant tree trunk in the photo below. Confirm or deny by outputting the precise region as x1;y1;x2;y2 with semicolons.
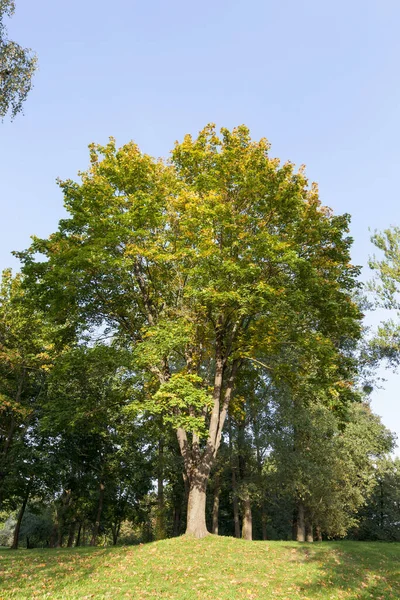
67;521;76;547
252;406;267;540
305;521;314;543
229;416;241;538
155;436;166;540
75;522;82;547
173;494;182;537
212;473;220;535
292;508;298;541
90;481;105;546
241;493;252;541
261;508;268;541
232;471;241;538
296;502;305;542
49;522;58;548
315;525;322;542
57;489;72;547
82;522;86;546
111;521;121;546
11;482;30;550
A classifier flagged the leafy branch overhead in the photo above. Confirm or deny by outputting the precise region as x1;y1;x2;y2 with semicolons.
0;0;37;119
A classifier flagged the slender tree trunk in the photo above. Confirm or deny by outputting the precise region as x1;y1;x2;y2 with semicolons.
241;493;252;541
173;488;182;537
90;481;105;546
155;436;166;540
75;522;82;547
305;521;314;543
111;521;121;546
315;525;322;542
49;522;58;548
242;491;253;541
67;521;76;547
185;470;208;538
296;502;305;542
261;508;268;541
380;480;384;529
229;416;241;538
212;473;220;535
292;508;298;541
11;483;30;550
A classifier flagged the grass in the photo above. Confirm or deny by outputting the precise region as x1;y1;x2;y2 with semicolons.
0;537;399;599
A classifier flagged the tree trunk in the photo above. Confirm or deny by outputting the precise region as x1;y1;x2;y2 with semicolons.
305;520;314;543
296;502;305;542
261;507;267;541
90;481;105;546
111;521;121;546
185;471;208;538
212;474;220;535
11;483;30;550
76;522;82;547
242;494;252;541
155;436;166;540
229;416;241;538
315;525;322;542
67;521;76;547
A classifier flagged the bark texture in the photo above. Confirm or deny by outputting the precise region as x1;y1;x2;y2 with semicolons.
241;494;252;541
296;502;306;542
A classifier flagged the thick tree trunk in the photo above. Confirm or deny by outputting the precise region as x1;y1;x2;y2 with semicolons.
241;494;252;541
90;481;105;546
11;484;30;550
212;474;220;535
296;502;305;542
185;472;208;538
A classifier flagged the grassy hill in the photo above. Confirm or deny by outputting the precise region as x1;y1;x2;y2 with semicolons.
0;536;399;599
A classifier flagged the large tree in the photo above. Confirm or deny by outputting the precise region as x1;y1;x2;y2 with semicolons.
19;125;362;537
0;0;36;119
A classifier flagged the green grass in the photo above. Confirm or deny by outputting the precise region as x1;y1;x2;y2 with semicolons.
0;537;399;599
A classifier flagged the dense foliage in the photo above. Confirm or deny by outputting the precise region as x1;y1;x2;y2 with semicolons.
0;0;37;119
0;125;398;547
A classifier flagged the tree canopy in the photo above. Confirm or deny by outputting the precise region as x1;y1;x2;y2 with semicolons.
0;0;37;119
18;125;365;538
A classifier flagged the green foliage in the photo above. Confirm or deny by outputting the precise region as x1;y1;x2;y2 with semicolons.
151;373;213;436
0;0;37;119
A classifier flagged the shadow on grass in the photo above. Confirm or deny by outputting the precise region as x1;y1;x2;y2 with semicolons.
288;541;400;599
0;545;123;596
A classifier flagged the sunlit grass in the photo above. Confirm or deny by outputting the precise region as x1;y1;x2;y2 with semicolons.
0;537;399;599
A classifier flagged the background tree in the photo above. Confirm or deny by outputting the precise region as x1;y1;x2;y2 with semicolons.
0;0;37;119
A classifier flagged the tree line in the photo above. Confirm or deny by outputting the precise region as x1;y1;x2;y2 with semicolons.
1;125;400;548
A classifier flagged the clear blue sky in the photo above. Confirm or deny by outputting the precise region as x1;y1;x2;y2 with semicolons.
1;0;399;452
